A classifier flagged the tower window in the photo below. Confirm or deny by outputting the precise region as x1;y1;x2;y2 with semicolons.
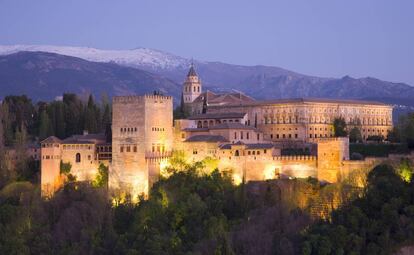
197;86;200;92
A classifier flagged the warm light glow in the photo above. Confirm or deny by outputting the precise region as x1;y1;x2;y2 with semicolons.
232;174;242;185
263;164;277;180
160;160;171;178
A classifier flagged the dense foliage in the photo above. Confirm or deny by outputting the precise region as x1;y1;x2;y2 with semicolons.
333;117;347;137
0;94;111;145
302;163;414;255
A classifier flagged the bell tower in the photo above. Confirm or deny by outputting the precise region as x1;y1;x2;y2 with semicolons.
182;63;202;106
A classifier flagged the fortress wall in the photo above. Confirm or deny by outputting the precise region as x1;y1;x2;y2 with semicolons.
216;153;318;184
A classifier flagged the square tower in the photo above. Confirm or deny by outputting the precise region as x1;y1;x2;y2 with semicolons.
110;94;173;200
317;137;350;183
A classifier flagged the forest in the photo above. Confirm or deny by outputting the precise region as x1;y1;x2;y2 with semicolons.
0;94;414;254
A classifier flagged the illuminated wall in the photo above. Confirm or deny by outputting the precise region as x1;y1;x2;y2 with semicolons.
110;95;173;200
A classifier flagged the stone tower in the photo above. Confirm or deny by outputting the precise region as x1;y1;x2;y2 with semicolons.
317;137;350;183
40;136;63;198
181;63;202;113
110;94;173;201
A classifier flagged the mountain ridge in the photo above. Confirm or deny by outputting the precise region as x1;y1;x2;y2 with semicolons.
0;45;413;112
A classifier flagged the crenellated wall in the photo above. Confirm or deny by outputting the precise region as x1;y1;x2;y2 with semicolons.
110;94;173;200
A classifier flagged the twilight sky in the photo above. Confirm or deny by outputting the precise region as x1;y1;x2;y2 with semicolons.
1;0;413;85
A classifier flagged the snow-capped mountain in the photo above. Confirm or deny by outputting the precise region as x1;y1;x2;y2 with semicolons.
1;44;414;117
0;44;191;70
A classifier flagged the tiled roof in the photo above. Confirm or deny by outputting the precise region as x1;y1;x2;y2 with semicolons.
219;143;275;150
192;91;255;105
40;136;62;144
246;143;275;149
209;122;257;130
183;128;210;132
62;133;106;144
185;135;228;143
189;112;246;120
214;98;389;107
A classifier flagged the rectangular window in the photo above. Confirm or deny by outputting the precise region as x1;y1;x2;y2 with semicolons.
247;132;249;139
127;146;131;152
234;132;237;139
276;134;279;139
288;134;292;138
120;146;124;153
295;134;298;138
310;134;312;138
241;131;244;139
257;134;260;140
133;146;137;152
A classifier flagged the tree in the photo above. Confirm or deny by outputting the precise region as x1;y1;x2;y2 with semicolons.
60;161;72;175
0;107;9;188
333;117;347;137
349;127;362;143
14;124;30;181
93;163;109;188
84;95;100;133
38;110;52;140
1;102;13;146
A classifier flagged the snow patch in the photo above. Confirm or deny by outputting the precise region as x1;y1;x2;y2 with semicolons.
0;44;194;70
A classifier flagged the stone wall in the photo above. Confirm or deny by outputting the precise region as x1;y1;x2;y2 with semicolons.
110;95;173;200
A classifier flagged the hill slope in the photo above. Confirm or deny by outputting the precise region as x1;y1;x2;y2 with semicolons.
0;45;414;108
0;51;180;101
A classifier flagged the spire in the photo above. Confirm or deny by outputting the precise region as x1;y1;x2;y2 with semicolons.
187;60;197;77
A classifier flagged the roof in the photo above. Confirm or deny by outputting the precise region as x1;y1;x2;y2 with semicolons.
213;97;389;108
40;136;62;144
209;122;257;130
219;143;275;150
192;91;256;105
62;133;106;144
185;135;229;143
183;127;210;132
187;65;198;77
246;143;275;149
189;112;247;120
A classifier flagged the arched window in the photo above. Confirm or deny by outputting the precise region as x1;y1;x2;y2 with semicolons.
197;86;200;92
235;150;240;156
76;153;81;163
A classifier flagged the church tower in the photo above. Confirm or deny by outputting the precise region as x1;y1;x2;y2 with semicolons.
181;63;202;111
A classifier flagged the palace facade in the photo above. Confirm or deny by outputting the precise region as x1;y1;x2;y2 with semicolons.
40;65;395;199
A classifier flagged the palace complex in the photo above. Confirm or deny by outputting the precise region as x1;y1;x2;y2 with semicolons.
40;65;396;199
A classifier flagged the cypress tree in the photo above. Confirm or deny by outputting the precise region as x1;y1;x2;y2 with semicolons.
39;110;52;140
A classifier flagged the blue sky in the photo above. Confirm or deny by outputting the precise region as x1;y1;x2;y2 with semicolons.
1;0;413;85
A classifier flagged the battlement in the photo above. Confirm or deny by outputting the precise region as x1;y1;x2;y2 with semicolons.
273;155;317;161
113;94;172;104
317;137;349;143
